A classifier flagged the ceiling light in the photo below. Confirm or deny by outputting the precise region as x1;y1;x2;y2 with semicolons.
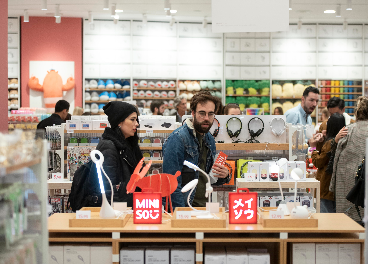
142;14;147;25
24;10;29;22
170;17;175;27
164;0;170;11
41;0;47;10
111;3;116;16
298;20;302;29
289;0;292;10
324;10;336;13
115;9;123;13
203;18;207;28
88;11;93;24
54;4;60;17
336;4;341;17
56;16;61;23
170;10;177;14
346;0;352;10
103;0;109;10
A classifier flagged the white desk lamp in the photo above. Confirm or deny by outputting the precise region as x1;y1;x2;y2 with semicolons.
290;167;309;219
91;150;116;219
270;159;290;215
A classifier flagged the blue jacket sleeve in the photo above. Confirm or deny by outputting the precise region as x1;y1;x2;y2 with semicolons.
162;132;186;208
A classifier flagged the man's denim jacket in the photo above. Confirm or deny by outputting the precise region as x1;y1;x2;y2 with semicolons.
163;119;227;209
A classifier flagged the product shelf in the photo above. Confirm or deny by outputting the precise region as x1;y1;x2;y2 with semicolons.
319;85;362;88
133;97;175;100
85;88;131;91
320;99;357;101
3;158;42;175
135;87;177;91
226;94;270;97
272;97;302;99
64;129;174;134
320;92;362;95
216;143;289;151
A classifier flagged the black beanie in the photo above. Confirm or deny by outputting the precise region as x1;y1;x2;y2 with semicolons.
103;101;138;128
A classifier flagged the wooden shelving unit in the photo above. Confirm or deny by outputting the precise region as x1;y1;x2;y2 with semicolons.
226;94;270;97
216;143;289;151
135;87;176;91
320;99;357;101
319;85;362;88
48;213;365;264
320;92;361;95
4;158;42;174
86;88;131;91
272;97;302;100
133;97;175;100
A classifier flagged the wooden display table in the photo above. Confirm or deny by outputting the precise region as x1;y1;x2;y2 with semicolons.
49;213;364;264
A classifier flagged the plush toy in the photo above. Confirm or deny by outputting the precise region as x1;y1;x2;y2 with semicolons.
122;81;130;88
161;91;168;98
84;104;90;113
215;92;222;98
226;87;234;95
207;81;214;89
162;81;169;88
187;93;194;100
153;91;161;98
91;103;99;114
140;80;148;88
261;97;270;112
282;82;294;97
145;90;153;97
116;92;124;101
168;100;174;107
282;101;294;113
140;100;147;107
100;92;109;101
133;81;139;88
193;81;201;91
138;91;145;97
98;80;105;89
181;93;188;100
9;89;18;98
85;92;91;101
85;80;90;89
248;97;260;108
91;92;99;101
247;80;258;95
114;80;122;89
214;81;222;89
259;80;270;95
168;81;176;88
28;70;75;112
236;97;247;111
272;82;282;97
98;104;105;113
272;102;283;112
106;79;114;89
226;96;236;104
155;81;162;88
235;88;244;95
294;81;305;98
293;100;301;108
179;81;186;90
168;91;175;98
187;82;194;91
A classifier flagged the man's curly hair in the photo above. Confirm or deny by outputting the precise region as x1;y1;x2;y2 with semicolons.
190;91;220;113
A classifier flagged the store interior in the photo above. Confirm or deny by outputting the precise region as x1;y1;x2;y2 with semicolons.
2;0;368;264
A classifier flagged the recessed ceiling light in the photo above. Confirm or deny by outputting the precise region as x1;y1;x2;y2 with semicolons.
170;10;177;14
289;0;292;10
103;0;109;10
336;5;341;17
324;10;336;13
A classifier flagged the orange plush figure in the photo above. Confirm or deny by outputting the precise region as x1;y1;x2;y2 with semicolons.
28;70;75;112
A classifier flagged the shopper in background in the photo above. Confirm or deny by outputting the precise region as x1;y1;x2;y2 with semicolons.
86;101;143;207
150;101;165;115
326;97;353;125
65;113;72;121
330;96;368;222
73;106;84;116
172;95;187;122
310;113;346;213
163;91;230;209
224;103;241;115
285;86;319;126
37;99;70;130
216;102;224;115
273;107;283;115
314;107;329;133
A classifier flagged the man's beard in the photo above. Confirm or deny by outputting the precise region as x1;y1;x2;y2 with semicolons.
303;105;314;115
193;115;213;134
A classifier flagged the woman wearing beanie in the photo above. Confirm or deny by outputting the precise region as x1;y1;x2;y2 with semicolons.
91;101;143;207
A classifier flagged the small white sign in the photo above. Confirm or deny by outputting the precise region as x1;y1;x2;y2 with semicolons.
76;210;91;219
52;173;63;181
176;211;191;220
146;129;154;134
269;210;284;219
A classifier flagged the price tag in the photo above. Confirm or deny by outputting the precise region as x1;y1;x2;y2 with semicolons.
76;210;91;219
269;210;284;219
146;129;153;134
176;211;191;220
67;130;73;133
52;173;63;180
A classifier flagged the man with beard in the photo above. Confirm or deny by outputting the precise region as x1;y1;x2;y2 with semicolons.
150;101;165;115
163;91;230;209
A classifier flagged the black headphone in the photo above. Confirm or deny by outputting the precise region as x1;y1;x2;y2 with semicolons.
211;118;220;137
226;117;242;138
246;117;264;143
240;161;249;178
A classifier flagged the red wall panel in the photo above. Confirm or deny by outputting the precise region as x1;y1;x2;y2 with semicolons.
0;0;8;131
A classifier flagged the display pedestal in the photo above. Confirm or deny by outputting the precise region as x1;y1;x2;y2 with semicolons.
171;207;228;228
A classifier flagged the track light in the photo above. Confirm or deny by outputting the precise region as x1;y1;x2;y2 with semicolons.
24;10;29;22
170;10;177;14
56;16;61;23
203;18;207;28
298;20;302;29
55;4;60;18
142;14;147;25
103;0;109;10
336;4;341;17
164;0;170;11
289;0;292;10
170;17;175;27
41;0;47;10
88;11;93;24
111;3;116;16
346;0;352;10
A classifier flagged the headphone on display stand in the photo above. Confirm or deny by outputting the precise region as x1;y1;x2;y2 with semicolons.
211;118;220;137
226;117;242;139
245;117;264;143
269;117;286;137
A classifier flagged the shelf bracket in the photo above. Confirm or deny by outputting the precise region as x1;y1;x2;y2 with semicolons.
280;232;288;239
195;232;204;240
196;253;203;262
112;254;119;262
112;232;120;239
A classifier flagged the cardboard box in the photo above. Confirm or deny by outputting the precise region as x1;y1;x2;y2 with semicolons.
248;252;270;264
247;162;260;181
64;245;90;264
259;162;270;182
295;161;307;179
80;121;93;130
205;246;226;264
260;196;273;207
292;243;315;264
224;160;236;186
49;245;63;264
316;244;338;264
145;248;170;264
120;247;145;264
300;194;313;208
90;245;112;264
287;161;296;179
226;247;248;264
92;120;109;130
170;248;195;264
338;244;360;264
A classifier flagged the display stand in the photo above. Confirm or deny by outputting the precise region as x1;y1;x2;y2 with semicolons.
49;212;364;264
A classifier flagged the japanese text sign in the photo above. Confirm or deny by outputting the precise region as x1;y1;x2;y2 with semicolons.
229;188;258;224
133;190;162;224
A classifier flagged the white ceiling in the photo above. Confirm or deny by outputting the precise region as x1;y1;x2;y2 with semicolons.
7;0;368;24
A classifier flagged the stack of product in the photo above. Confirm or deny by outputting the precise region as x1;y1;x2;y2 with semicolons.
8;78;19;110
179;80;222;109
205;246;270;264
8;108;48;130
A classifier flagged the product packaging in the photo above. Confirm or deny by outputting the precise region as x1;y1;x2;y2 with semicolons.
338;243;360;264
247;162;260;181
170;247;195;264
145;248;170;264
292;243;315;264
226;247;248;264
49;245;63;264
287;161;296;179
224;160;236;186
91;244;112;264
209;151;228;184
120;247;145;263
248;252;270;264
260;196;272;207
316;244;338;264
64;245;91;264
259;162;270;182
205;246;226;264
295;161;307;179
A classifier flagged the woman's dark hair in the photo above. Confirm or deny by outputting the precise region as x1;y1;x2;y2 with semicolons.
274;107;283;115
325;113;345;141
